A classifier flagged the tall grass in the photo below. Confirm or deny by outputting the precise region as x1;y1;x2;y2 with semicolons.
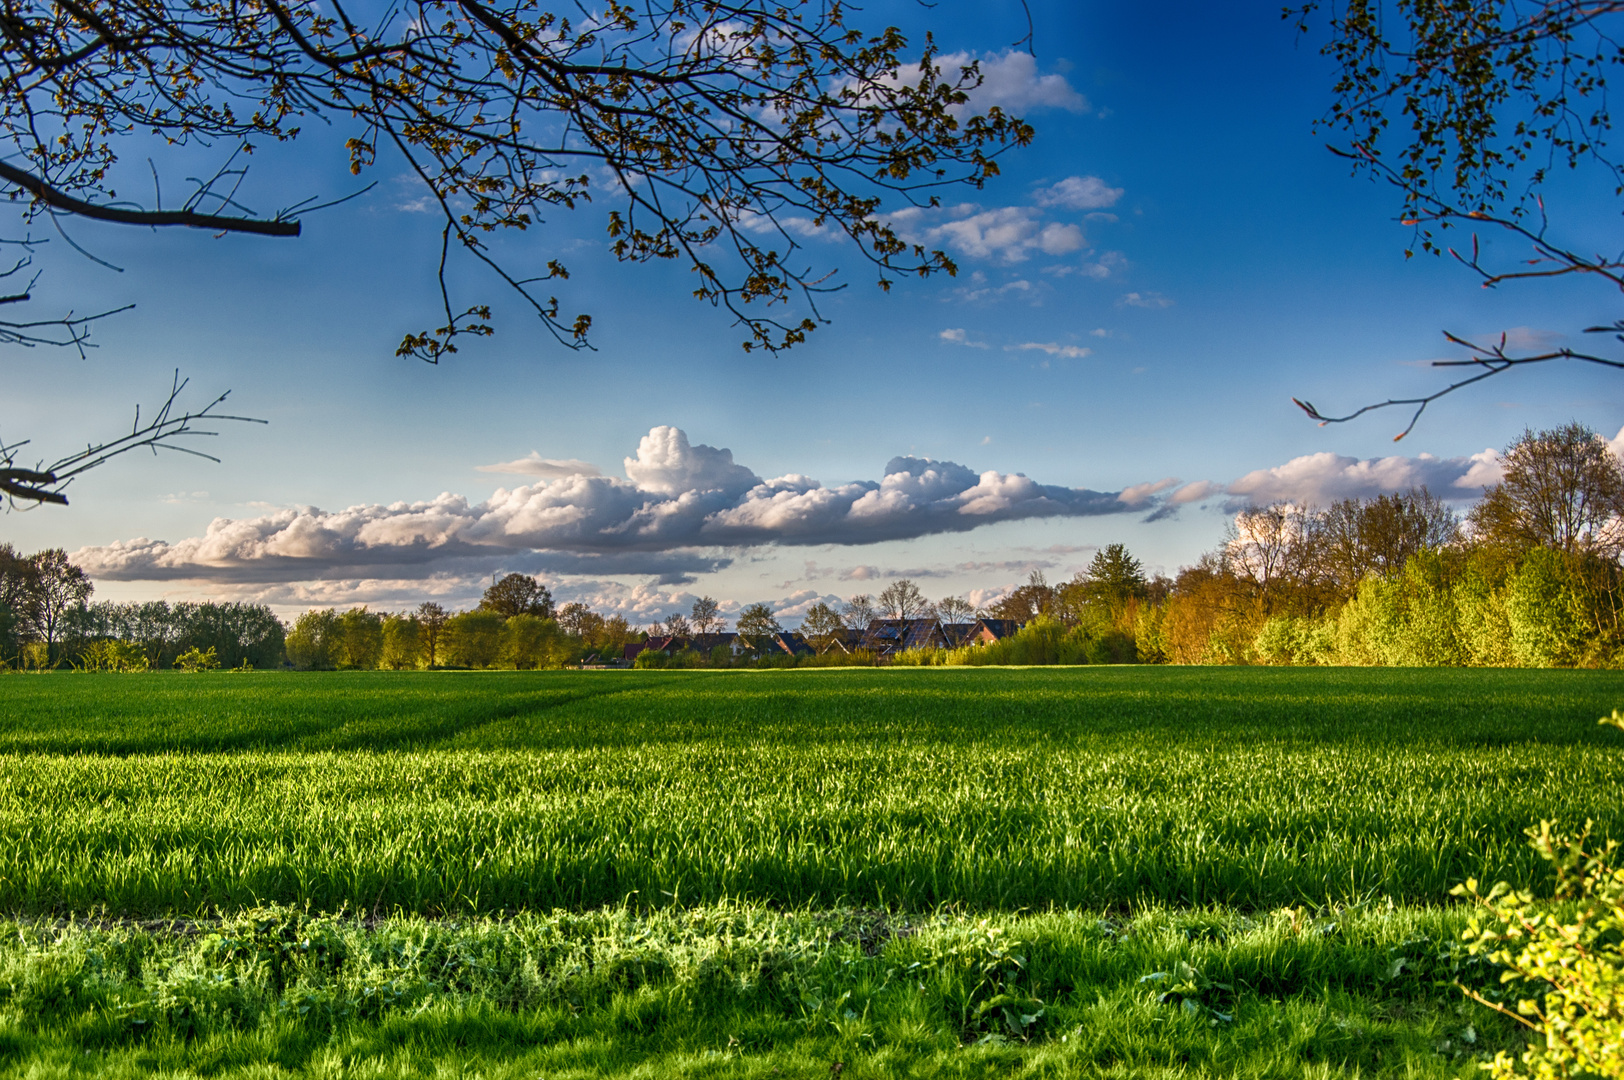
0;903;1519;1078
0;668;1618;915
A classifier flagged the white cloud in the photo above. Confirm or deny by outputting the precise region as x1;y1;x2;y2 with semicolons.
75;426;1153;586
940;328;989;348
476;453;602;479
1034;176;1123;210
1118;477;1180;507
1222;448;1504;506
1118;291;1173;309
1006;342;1092;359
888;203;1085;263
936;51;1090;114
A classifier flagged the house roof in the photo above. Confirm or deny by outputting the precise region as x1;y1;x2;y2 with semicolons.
860;618;948;654
970;618;1025;641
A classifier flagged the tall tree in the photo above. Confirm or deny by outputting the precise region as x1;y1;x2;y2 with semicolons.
936;596;975;624
1312;488;1459;597
877;579;931;622
479;573;554;619
1469;423;1624;557
690;597;723;635
662;613;692;639
800;602;845;653
991;570;1053;622
416;601;449;668
840;594;877;631
22;548;90;664
734;603;782;653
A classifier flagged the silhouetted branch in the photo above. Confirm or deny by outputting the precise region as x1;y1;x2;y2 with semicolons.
1;371;265;508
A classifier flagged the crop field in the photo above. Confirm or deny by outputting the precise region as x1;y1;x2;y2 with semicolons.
0;666;1620;1076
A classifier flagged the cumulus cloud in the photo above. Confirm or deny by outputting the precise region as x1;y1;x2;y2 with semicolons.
75;426;1154;585
1034;176;1122;210
937;51;1090;114
888;204;1085;263
476;453;602;478
1118;291;1173;309
1223;448;1505;506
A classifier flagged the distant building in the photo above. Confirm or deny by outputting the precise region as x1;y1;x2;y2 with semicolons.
964;618;1024;644
860;618;950;659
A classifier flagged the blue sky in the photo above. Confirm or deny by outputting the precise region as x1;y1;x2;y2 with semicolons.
4;0;1621;623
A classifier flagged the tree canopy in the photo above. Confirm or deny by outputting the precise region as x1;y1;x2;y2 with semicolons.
1290;1;1624;435
0;0;1033;505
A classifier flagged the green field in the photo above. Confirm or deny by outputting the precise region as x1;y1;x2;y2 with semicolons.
0;667;1619;1076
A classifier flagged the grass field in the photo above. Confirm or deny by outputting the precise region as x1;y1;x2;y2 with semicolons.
0;666;1619;1076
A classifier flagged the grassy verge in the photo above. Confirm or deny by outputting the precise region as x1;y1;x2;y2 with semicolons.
0;904;1516;1078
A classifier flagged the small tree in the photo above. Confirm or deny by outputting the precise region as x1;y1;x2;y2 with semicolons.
479;574;554;619
416;602;448;668
690;597;724;635
841;594;878;631
735;603;782;654
877;579;931;622
801;602;845;653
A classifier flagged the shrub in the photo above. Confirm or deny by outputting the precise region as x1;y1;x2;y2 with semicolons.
1254;616;1334;666
174;646;221;673
632;647;667;669
76;639;151;673
1506;549;1587;668
285;610;340;670
1454;822;1624;1079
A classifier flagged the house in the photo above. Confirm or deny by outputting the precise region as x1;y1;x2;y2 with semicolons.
689;632;742;657
769;631;816;657
941;622;978;647
860;618;950;659
964;618;1024;645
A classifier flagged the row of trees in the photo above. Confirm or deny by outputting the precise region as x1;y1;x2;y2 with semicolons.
7;423;1621;671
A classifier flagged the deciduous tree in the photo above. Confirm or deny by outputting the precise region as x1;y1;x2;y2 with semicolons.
689;596;723;635
800;601;845;653
1470;423;1624;557
415;601;448;668
479;573;554;619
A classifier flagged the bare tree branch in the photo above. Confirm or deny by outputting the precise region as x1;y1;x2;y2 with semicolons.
1;371;265;508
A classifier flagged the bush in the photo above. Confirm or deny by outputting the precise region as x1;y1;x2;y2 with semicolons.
1506;549;1587;668
1454;823;1624;1078
174;646;221;673
1254;616;1334;666
76;639;151;673
632;647;667;669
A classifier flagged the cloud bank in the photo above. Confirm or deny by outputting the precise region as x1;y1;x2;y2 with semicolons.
76;427;1142;584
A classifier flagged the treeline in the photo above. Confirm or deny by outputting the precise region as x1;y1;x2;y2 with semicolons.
954;422;1624;668
6;421;1621;671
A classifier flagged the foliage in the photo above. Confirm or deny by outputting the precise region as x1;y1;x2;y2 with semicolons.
1453;817;1624;1079
1255;615;1336;666
74;638;150;673
174;646;221;673
1506;550;1588;668
380;614;423;670
799;601;845;653
0;901;1529;1078
733;603;781;653
500;614;567;670
480;574;555;620
442;610;504;669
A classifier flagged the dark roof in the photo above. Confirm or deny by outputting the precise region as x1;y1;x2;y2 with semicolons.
861;618;949;654
941;622;977;646
970;618;1025;641
772;632;816;656
689;632;737;652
